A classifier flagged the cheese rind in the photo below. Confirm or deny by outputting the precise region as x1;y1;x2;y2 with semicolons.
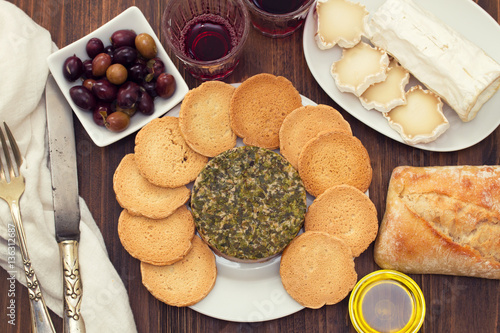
384;85;449;145
368;0;500;122
331;41;389;96
315;0;369;49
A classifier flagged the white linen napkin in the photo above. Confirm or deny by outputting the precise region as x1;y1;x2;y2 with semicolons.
0;2;137;332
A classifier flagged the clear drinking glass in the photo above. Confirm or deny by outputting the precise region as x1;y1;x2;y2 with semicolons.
242;0;316;38
162;0;250;81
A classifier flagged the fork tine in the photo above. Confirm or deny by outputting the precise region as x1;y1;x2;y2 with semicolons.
0;125;15;179
3;123;22;173
0;127;9;181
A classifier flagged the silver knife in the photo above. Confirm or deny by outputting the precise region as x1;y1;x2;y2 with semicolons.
45;75;86;333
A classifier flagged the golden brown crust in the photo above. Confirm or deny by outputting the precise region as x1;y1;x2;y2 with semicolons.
375;165;500;279
117;206;195;266
279;104;352;169
280;231;357;309
298;131;372;197
140;235;217;307
305;184;378;257
134;117;208;188
229;73;303;149
179;81;237;157
113;154;190;219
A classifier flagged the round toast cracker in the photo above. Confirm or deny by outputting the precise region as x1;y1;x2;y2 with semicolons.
279;104;352;169
118;206;195;266
179;81;237;157
305;185;378;257
280;231;357;309
229;73;303;149
298;131;372;197
141;235;217;307
113;154;190;219
135;117;208;188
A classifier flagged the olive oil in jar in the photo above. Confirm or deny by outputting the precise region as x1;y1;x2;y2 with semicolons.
349;270;425;333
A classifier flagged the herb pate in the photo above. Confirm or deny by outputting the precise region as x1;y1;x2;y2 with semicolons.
191;146;307;261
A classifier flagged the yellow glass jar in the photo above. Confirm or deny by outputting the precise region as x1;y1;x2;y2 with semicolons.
349;270;425;333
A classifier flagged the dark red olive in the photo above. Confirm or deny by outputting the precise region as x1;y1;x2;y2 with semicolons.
147;57;165;80
134;58;147;67
128;63;148;83
117;81;141;109
70;86;96;111
82;59;98;80
137;91;154;115
92;101;113;126
155;73;176;98
63;55;84;82
104;45;115;61
93;78;118;102
86;38;104;59
113;46;138;67
141;81;157;98
110;29;137;48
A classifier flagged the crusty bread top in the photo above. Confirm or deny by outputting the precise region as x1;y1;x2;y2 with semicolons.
140;235;217;307
279;104;352;169
229;73;303;149
305;184;378;257
134;117;208;188
298;131;372;197
280;231;357;309
117;206;195;266
179;81;237;157
375;165;500;279
113;154;190;219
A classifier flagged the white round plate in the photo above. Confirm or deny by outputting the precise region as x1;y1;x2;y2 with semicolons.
164;87;316;322
303;0;500;152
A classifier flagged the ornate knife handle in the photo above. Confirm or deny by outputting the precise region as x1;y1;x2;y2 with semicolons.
59;240;86;333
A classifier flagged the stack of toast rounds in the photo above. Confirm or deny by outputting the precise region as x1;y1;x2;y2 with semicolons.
113;73;379;310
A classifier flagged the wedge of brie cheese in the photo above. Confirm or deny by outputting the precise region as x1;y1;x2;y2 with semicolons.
368;0;500;122
315;0;369;49
360;59;410;112
331;41;389;96
384;85;449;145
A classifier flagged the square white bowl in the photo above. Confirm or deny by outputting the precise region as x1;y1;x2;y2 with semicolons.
47;6;189;147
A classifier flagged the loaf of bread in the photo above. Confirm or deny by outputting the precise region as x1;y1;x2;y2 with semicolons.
374;165;500;279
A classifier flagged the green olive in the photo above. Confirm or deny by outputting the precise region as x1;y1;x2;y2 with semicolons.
135;33;157;59
106;63;128;85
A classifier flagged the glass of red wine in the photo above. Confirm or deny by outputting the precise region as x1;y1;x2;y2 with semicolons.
162;0;250;81
243;0;315;38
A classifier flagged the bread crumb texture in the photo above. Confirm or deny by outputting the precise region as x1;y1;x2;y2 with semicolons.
135;117;208;188
298;131;372;197
229;73;302;149
113;154;190;219
141;235;217;307
279;104;352;169
118;206;195;266
280;231;357;308
305;184;378;257
179;81;237;157
375;165;500;279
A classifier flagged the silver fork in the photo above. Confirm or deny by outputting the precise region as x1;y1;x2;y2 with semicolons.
0;122;55;333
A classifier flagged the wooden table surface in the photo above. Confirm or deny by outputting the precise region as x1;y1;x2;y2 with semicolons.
2;0;500;332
